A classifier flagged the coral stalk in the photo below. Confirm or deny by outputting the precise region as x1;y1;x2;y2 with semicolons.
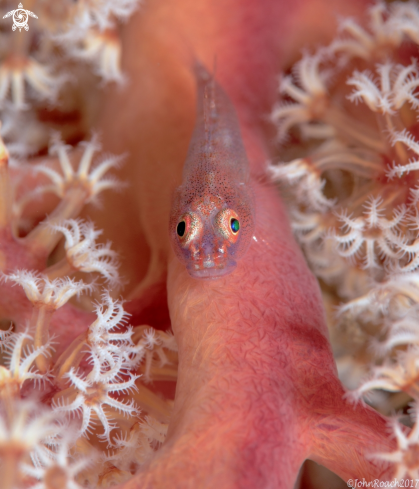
0;131;10;230
31;305;53;372
121;173;394;489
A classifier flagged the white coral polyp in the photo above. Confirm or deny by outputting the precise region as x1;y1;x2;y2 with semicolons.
34;134;125;202
51;219;120;285
69;28;125;84
0;57;66;110
347;63;419;114
53;356;140;444
3;270;93;309
0;398;65;463
373;404;419;480
1;329;53;389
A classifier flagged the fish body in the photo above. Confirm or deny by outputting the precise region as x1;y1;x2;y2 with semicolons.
169;63;254;279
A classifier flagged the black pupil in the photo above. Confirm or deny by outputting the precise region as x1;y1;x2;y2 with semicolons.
177;221;186;237
231;218;240;233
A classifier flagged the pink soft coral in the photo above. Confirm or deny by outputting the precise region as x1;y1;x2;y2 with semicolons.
0;0;411;487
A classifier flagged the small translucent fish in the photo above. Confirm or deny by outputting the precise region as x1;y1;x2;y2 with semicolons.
169;63;254;279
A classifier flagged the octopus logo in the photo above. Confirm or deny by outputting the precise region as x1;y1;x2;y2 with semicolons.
2;2;38;32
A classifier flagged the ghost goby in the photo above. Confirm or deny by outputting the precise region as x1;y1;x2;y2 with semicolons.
170;63;254;279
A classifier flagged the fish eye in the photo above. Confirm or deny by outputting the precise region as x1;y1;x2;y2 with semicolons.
215;209;240;244
177;220;186;237
176;213;202;247
230;218;240;234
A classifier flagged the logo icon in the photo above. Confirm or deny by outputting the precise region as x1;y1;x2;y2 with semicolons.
3;3;38;31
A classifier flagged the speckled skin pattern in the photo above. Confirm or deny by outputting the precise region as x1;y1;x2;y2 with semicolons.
169;64;254;279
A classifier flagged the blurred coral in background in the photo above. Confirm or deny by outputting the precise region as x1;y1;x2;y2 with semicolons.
2;0;419;487
271;0;419;481
0;0;178;487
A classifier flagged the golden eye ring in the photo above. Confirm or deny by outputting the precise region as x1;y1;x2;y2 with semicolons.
176;213;202;247
215;209;240;244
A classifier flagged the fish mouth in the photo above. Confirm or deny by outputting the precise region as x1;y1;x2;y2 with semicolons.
187;255;237;279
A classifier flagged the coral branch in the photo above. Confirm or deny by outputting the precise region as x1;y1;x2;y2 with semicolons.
0;129;10;230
